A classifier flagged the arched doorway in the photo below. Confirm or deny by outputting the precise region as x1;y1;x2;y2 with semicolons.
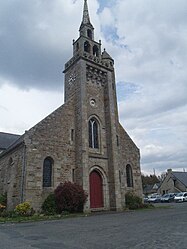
89;170;103;208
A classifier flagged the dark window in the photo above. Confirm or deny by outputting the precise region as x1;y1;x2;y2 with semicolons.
84;41;91;53
43;157;53;187
93;45;99;56
87;29;92;39
71;129;74;141
72;169;75;182
76;43;79;51
126;164;133;187
89;118;99;149
116;135;119;146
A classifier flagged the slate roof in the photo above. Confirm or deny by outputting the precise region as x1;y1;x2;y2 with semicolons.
172;171;187;187
0;132;21;150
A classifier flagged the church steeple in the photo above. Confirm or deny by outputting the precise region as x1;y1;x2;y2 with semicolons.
80;0;92;27
79;0;94;38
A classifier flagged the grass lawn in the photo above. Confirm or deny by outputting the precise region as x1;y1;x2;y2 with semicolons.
0;213;87;223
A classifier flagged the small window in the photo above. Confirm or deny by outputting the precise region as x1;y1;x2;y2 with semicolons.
126;164;133;187
84;41;91;53
116;135;119;146
89;118;99;149
43;157;53;187
76;43;79;51
72;169;75;182
93;45;99;56
71;129;74;141
87;29;92;39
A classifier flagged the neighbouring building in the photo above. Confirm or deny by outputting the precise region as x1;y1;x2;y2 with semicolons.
158;169;187;195
143;183;160;196
0;132;20;154
0;0;142;212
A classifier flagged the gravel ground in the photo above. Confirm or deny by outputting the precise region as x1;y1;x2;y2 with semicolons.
0;202;187;249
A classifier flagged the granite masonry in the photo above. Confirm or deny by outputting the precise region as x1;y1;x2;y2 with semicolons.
0;0;142;212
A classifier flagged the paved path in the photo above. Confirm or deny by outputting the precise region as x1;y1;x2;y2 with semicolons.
0;202;187;249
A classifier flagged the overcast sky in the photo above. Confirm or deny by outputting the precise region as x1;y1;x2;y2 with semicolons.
0;0;187;175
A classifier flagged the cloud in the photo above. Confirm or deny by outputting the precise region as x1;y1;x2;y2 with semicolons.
0;0;100;90
0;84;63;134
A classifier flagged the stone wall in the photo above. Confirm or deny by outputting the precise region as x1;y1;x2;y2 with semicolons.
0;144;25;210
118;124;143;205
22;98;76;211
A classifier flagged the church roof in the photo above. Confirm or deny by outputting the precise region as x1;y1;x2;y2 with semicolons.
0;132;21;150
102;49;114;61
172;171;187;187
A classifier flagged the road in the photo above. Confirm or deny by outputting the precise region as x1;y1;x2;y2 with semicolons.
0;202;187;249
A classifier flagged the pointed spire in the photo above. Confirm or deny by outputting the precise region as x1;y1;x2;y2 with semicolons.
80;0;93;30
82;0;90;24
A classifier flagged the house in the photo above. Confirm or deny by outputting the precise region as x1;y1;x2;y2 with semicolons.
0;0;143;212
143;183;160;196
158;169;187;195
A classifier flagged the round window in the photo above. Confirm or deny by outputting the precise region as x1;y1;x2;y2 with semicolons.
90;99;96;107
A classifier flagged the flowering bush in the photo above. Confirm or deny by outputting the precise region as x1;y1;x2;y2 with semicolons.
15;202;33;216
54;182;87;213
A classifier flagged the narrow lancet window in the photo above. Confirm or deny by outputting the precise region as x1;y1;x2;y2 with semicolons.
43;157;53;187
89;118;99;149
126;164;133;187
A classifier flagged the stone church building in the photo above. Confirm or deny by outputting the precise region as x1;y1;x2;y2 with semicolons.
0;0;142;212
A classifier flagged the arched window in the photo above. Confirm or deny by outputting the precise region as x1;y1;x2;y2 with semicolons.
126;164;133;187
87;29;92;39
89;118;99;149
43;157;53;187
93;45;99;56
84;41;91;53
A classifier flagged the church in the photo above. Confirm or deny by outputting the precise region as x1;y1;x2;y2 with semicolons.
0;0;142;212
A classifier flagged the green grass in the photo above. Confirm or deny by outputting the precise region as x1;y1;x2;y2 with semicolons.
0;213;88;223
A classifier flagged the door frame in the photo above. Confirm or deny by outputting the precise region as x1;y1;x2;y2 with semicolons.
89;166;109;210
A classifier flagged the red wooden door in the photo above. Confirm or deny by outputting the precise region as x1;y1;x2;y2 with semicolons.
90;170;103;208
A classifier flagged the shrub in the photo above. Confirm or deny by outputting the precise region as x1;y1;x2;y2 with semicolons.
125;192;143;210
15;202;34;216
0;193;7;206
0;204;6;216
0;193;7;215
0;210;18;218
41;193;58;215
54;182;87;213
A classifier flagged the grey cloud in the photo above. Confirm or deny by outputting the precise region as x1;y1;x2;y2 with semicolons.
0;0;80;90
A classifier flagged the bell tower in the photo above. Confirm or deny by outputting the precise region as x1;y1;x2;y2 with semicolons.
63;0;122;211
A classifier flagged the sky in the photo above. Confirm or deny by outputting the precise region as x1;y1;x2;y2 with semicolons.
0;0;187;175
